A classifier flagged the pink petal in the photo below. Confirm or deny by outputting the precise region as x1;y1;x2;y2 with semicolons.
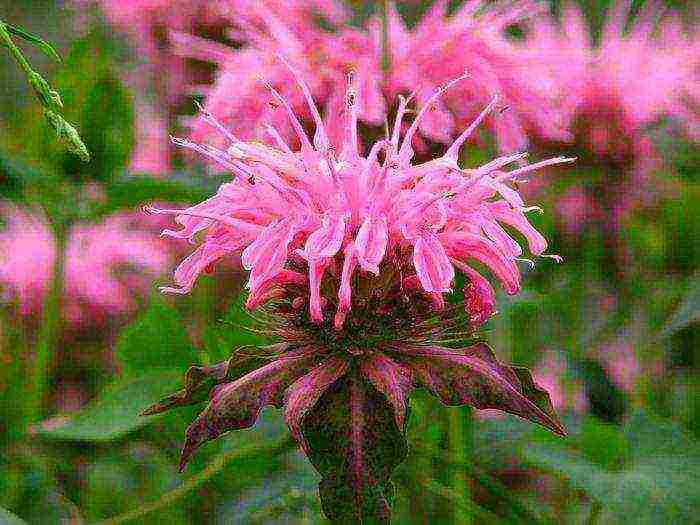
354;215;388;275
412;230;454;293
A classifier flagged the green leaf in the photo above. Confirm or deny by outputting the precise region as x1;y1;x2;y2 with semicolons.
4;23;61;62
39;371;181;441
0;506;27;524
524;411;700;523
116;296;195;375
661;275;700;337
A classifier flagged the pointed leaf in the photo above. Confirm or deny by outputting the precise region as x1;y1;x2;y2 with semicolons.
360;352;412;430
302;371;408;524
397;343;566;436
39;371;181;441
141;344;288;416
284;355;350;443
179;349;319;471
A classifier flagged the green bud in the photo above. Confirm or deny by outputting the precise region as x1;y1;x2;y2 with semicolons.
44;109;90;162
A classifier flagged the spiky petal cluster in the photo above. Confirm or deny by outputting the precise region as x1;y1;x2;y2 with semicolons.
151;66;574;329
380;0;571;153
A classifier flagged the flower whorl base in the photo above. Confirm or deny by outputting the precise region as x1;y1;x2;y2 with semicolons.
143;63;572;523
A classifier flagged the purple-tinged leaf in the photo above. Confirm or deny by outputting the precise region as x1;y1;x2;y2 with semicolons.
284;355;349;444
396;343;566;437
302;371;407;524
140;344;288;416
179;348;319;471
360;352;412;430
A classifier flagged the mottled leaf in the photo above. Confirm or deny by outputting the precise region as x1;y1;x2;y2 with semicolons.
360;352;412;429
141;343;289;416
397;343;566;436
284;355;349;443
302;370;408;524
179;349;319;471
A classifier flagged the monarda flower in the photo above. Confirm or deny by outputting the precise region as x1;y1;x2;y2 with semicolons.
143;66;573;523
0;204;172;329
516;2;698;237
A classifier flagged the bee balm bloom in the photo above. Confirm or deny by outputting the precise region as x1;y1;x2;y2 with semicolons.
145;65;572;523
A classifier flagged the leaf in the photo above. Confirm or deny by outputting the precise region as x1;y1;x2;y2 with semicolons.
39;371;181;441
179;349;320;471
302;370;408;524
398;343;567;437
4;23;61;62
0;506;27;524
141;343;289;416
116;296;194;375
524;411;700;523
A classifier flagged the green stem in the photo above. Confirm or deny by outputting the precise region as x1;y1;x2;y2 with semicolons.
380;0;391;74
28;221;67;423
448;408;472;525
97;437;295;525
0;19;36;78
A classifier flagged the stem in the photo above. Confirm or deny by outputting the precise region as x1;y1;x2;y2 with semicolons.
97;437;295;525
0;20;36;79
28;221;67;422
380;0;391;74
448;407;472;525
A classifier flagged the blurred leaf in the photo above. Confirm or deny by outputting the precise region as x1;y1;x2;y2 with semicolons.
524;410;700;523
661;275;700;337
3;23;61;62
99;175;213;217
80;444;186;522
39;371;181;441
0;506;27;524
116;295;195;376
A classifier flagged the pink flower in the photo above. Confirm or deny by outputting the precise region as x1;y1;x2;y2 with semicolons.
146;67;572;521
380;1;570;153
595;340;664;394
517;2;698;233
0;204;173;328
0;204;55;316
152;68;573;324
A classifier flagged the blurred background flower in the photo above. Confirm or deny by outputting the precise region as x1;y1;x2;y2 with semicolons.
0;0;697;523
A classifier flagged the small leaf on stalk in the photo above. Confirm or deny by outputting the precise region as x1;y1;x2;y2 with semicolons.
5;23;62;62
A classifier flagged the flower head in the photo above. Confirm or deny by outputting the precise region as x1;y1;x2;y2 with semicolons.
145;64;572;522
0;204;172;329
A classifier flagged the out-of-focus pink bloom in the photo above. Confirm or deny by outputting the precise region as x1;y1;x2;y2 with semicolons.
130;100;170;175
596;340;664;394
380;1;570;153
63;213;173;326
0;204;55;316
522;2;698;144
533;350;588;414
0;204;172;328
554;186;598;236
518;2;698;234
